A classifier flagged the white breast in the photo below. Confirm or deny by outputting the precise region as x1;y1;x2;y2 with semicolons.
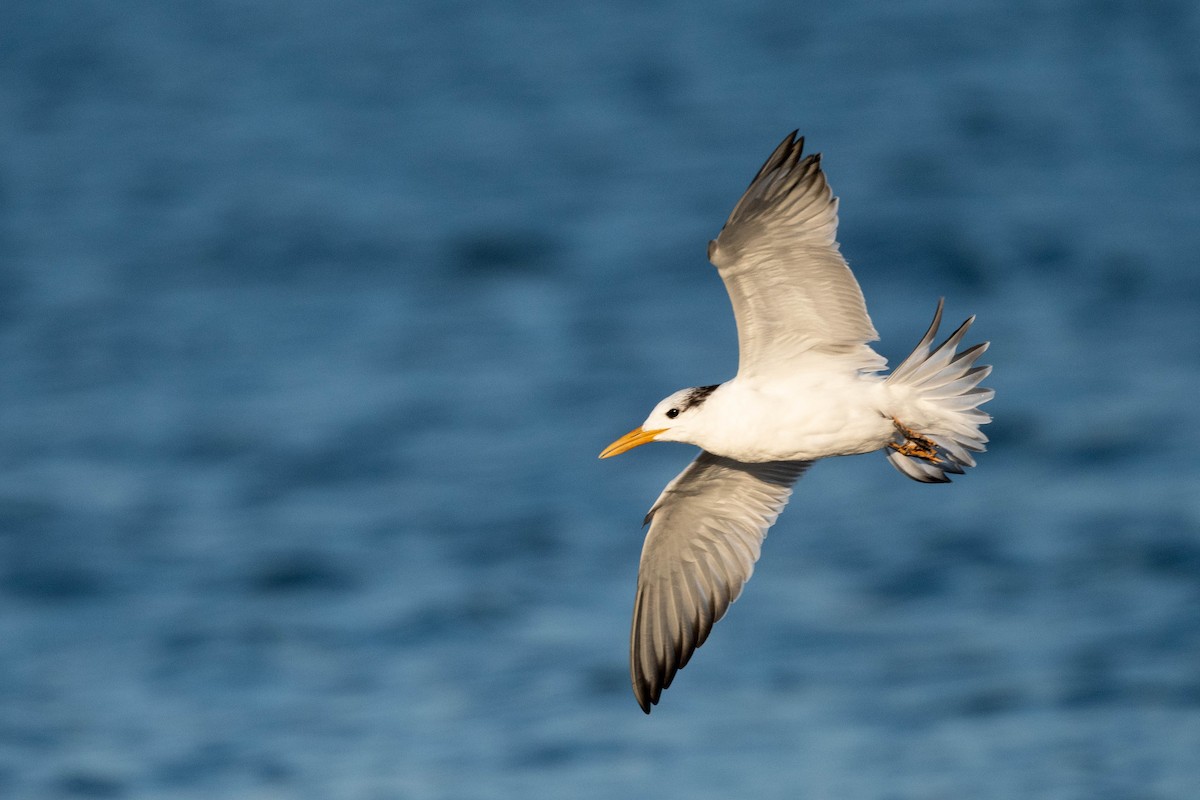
692;372;894;462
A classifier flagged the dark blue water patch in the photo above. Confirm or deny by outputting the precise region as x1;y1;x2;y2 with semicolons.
1090;252;1155;304
245;551;356;596
52;771;126;799
0;6;138;130
906;527;1032;602
249;433;401;493
1065;259;1199;340
868;563;950;604
853;644;1028;726
0;496;60;537
1070;509;1200;582
236;429;404;507
448;229;562;277
120;153;204;209
378;593;519;648
0;263;30;333
620;56;689;117
170;427;257;464
955;686;1025;717
580;663;630;699
1017;225;1077;275
1140;612;1200;656
508;741;580;769
764;664;810;694
208;212;389;284
439;513;562;569
2;565;107;603
20;301;152;393
1050;428;1153;470
980;409;1032;454
1057;646;1134;710
864;673;1026;721
919;526;1020;570
112;193;408;290
1057;607;1200;710
882;150;958;199
852;220;999;294
918;230;999;294
0;499;114;602
151;615;326;695
956;92;1010;147
1140;538;1200;580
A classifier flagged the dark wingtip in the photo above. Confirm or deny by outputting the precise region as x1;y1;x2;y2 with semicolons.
633;680;654;713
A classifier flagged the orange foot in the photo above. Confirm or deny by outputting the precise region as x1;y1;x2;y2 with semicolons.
888;418;942;463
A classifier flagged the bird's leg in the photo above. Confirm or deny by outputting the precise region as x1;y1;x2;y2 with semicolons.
888;418;942;463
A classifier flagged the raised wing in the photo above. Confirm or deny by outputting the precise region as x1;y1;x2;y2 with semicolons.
630;451;811;712
707;131;883;377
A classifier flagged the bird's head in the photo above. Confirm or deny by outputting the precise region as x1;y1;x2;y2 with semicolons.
599;385;720;458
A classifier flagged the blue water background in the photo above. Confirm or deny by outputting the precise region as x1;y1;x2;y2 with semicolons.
2;1;1199;797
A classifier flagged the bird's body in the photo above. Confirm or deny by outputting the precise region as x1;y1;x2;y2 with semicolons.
601;132;994;713
684;371;894;462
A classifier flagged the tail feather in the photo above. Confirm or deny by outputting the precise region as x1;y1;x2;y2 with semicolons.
885;299;994;483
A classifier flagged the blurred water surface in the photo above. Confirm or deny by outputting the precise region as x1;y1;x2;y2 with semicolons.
1;1;1199;797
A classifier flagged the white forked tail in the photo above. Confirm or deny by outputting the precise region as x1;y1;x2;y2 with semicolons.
885;299;994;483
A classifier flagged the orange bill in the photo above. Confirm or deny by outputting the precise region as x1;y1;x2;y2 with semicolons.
599;427;667;459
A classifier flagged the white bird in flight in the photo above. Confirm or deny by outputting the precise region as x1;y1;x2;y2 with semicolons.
600;131;994;713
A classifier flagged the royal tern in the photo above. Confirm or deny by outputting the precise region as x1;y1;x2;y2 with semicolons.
600;132;994;713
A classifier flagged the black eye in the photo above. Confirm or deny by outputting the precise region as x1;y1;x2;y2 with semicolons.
665;408;679;419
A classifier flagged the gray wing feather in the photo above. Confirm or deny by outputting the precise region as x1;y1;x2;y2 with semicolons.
631;451;811;712
707;132;883;376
